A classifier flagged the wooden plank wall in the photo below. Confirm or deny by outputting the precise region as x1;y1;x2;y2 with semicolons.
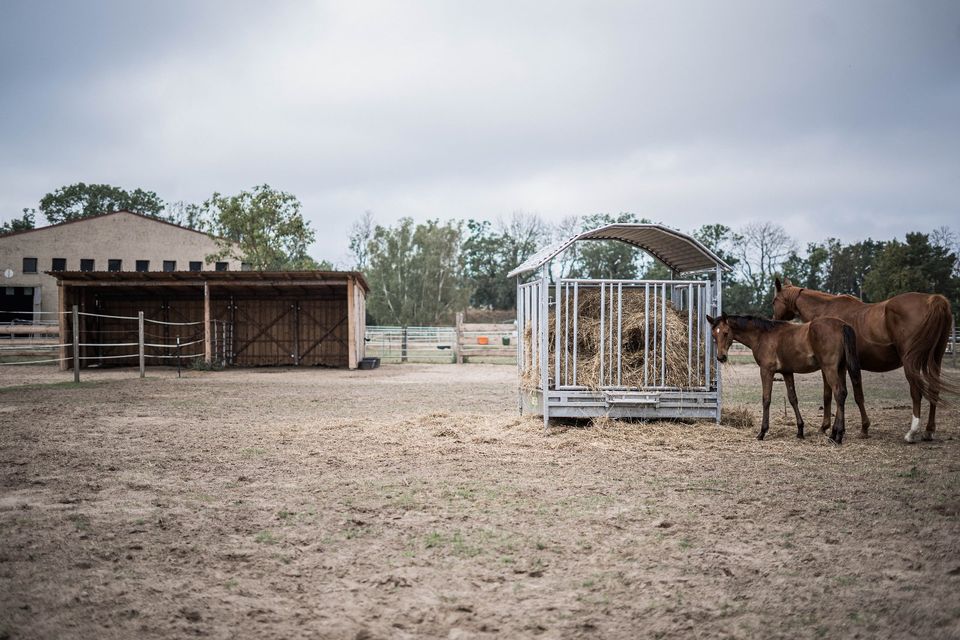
66;285;352;368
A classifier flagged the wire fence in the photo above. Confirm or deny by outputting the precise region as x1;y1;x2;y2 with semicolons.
0;307;230;380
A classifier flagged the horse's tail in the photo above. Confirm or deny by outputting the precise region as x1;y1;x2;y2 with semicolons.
842;324;861;388
902;294;958;402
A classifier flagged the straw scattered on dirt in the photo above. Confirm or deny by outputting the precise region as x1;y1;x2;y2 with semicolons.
1;363;959;639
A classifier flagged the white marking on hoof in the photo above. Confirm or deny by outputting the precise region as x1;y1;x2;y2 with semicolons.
904;415;922;443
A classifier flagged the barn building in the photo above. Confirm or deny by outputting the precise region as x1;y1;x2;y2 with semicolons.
0;210;243;320
51;270;369;369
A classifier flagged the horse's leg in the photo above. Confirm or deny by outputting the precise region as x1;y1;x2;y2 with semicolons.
904;375;924;443
783;373;804;439
825;366;847;444
849;368;870;438
923;352;943;441
820;377;832;433
757;368;774;441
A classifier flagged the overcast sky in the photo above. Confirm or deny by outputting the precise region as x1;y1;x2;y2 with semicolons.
1;0;958;264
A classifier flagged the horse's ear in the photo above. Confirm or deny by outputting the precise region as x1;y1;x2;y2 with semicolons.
720;312;728;321
775;277;782;292
783;277;792;287
706;314;716;326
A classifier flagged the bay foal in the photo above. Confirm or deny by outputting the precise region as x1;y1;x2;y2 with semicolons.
707;313;867;444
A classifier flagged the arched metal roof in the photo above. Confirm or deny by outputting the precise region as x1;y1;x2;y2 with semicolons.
507;223;732;278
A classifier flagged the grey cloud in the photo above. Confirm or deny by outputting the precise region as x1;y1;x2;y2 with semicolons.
1;0;958;263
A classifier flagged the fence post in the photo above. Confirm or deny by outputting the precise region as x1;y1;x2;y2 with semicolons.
401;326;408;363
953;326;957;369
177;336;182;378
138;311;145;378
72;305;80;383
455;312;464;364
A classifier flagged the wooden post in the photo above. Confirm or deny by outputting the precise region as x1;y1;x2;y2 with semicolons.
347;278;357;369
293;302;301;365
138;311;145;378
203;281;212;365
952;327;957;369
401;326;408;363
58;283;68;371
72;305;80;383
455;311;464;364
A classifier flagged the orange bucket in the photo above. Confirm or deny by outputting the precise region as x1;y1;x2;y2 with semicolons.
476;336;489;345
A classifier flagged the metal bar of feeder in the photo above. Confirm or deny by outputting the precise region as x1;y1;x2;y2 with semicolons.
688;286;693;386
644;282;649;388
572;282;580;386
608;282;613;387
661;282;667;387
564;282;570;385
554;278;561;389
599;282;605;387
617;282;622;387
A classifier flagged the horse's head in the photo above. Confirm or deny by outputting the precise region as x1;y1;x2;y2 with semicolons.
772;277;799;321
706;313;733;363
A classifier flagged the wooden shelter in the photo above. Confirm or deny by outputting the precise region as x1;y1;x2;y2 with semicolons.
51;271;368;369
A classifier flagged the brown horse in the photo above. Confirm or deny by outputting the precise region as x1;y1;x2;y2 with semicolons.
707;313;866;444
773;278;954;443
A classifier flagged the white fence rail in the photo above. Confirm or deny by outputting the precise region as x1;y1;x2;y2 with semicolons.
0;308;231;379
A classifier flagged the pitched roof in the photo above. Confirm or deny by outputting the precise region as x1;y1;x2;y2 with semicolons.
507;223;732;278
0;209;218;240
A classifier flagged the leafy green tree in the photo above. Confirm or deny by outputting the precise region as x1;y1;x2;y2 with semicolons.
821;238;884;298
164;200;206;230
365;218;469;325
38;183;165;224
781;241;828;290
462;212;548;309
200;185;318;270
863;232;958;305
0;208;36;234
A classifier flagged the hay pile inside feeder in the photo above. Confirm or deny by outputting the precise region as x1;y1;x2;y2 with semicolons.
521;288;705;390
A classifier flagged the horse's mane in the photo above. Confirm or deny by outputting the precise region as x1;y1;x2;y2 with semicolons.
726;315;787;333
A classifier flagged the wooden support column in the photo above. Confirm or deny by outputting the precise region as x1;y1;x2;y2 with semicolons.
58;283;68;371
347;277;357;369
203;281;212;364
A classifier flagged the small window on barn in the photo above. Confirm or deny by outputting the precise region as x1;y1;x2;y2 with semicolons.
51;258;66;272
163;260;177;272
241;262;252;271
22;257;37;273
215;262;229;271
136;260;150;272
108;259;122;272
189;261;202;272
80;259;95;272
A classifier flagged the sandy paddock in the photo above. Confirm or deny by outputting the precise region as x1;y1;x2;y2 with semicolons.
1;362;959;639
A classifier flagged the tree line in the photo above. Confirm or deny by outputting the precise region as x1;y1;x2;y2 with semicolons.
350;213;960;325
5;182;958;324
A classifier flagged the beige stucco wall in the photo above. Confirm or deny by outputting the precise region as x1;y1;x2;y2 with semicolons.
0;212;242;314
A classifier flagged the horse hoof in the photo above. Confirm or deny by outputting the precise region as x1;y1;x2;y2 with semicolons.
904;431;921;444
859;429;870;439
797;432;804;439
756;433;765;441
922;432;934;442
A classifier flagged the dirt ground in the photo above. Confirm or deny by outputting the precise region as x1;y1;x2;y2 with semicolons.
1;361;959;639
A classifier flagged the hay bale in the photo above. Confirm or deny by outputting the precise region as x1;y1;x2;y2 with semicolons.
520;287;705;390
